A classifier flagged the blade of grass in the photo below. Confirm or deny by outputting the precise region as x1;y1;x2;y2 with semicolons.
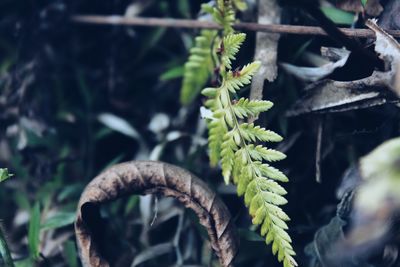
28;203;41;260
0;225;15;267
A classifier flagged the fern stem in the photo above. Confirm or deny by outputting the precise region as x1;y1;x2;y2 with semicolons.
0;225;15;267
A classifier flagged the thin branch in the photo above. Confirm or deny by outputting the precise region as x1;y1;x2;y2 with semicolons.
71;15;400;38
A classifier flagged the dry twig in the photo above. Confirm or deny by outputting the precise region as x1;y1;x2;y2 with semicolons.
71;15;400;38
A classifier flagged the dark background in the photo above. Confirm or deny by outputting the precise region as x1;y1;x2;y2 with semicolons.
0;0;399;266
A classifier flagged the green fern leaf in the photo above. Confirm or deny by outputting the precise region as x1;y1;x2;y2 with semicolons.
215;0;236;33
207;118;227;166
221;132;237;183
202;33;296;267
239;123;283;143
254;162;289;182
195;2;296;266
221;33;246;69
225;61;261;92
247;145;286;162
232;98;274;119
180;30;216;105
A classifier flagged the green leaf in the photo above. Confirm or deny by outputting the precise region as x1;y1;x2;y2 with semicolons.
201;87;218;98
232;98;274;119
63;241;78;267
221;132;237;183
247;145;286;162
28;203;41;260
41;212;75;230
0;226;15;267
221;33;246;69
15;259;33;267
208;119;227;166
159;66;184;81
321;7;355;25
0;169;12;183
177;0;191;18
225;61;261;92
124;195;140;216
255;163;289;182
233;0;248;11
239;123;283;143
180;30;216;105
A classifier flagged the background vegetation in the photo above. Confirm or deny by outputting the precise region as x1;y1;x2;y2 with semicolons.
0;0;399;266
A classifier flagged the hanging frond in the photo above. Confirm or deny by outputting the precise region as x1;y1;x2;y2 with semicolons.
201;32;297;267
180;30;216;105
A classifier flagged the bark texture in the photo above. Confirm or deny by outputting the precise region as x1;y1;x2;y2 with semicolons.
75;161;238;267
249;0;281;103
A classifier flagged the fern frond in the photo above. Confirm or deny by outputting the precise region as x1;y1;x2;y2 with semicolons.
180;30;216;105
221;33;246;69
247;145;286;162
225;61;262;92
207;118;227;166
232;98;273;119
181;0;247;105
215;0;236;33
239;123;283;143
202;30;297;267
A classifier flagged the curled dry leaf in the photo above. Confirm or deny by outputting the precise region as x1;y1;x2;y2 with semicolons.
75;161;238;267
366;19;400;96
286;20;400;116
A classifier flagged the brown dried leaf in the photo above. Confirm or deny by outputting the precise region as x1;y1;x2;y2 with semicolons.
285;75;397;116
366;19;400;96
75;161;238;267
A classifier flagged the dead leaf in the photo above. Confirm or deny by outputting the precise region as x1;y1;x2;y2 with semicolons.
75;161;238;267
366;19;400;96
281;49;350;82
286;76;398;116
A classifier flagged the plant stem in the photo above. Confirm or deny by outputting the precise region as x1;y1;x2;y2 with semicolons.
71;15;400;38
0;225;15;267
